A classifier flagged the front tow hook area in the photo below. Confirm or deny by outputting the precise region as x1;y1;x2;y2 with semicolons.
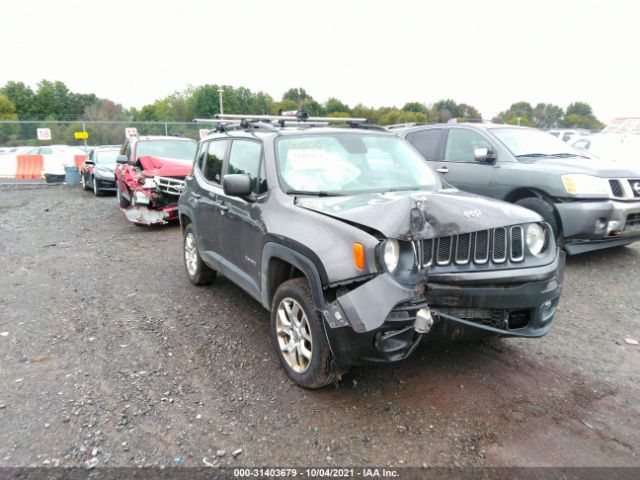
374;308;434;360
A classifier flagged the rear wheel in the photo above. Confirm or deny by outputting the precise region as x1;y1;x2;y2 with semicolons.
271;278;338;389
183;224;216;285
515;197;564;247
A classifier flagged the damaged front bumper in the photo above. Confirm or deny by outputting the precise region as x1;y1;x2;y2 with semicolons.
121;204;179;225
322;250;565;366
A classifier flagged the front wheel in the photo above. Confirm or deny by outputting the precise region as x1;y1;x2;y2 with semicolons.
183;224;216;285
271;278;339;389
93;177;102;196
116;182;130;208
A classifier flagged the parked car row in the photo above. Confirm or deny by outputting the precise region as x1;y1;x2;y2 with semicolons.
72;114;640;388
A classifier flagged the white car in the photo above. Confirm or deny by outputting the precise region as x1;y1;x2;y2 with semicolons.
548;129;591;143
24;145;86;182
572;134;640;165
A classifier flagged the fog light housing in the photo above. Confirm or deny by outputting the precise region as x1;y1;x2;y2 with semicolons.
414;308;433;334
595;218;607;230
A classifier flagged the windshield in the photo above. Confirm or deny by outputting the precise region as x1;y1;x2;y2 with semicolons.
275;133;440;195
136;139;197;161
575;135;640;162
95;149;119;164
491;128;583;158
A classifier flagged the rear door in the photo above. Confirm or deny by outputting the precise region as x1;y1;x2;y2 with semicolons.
408;128;447;175
192;139;229;257
216;138;267;300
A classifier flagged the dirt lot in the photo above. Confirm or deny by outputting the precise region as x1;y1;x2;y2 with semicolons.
0;185;639;469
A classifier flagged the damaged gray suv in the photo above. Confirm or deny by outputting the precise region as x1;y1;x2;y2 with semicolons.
178;114;565;388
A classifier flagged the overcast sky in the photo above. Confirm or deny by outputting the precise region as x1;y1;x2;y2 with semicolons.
2;0;639;122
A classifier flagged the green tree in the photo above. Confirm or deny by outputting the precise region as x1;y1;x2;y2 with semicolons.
532;103;564;129
0;81;35;119
493;101;535;126
562;102;603;129
402;102;428;114
324;97;351;115
432;99;460;122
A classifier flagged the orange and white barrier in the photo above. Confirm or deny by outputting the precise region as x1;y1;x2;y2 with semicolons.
16;154;44;179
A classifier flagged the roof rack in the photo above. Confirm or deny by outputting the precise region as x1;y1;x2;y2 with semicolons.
386;122;417;129
193;108;373;134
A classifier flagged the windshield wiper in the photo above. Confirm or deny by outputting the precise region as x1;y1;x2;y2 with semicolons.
516;152;589;159
286;190;344;197
381;186;431;193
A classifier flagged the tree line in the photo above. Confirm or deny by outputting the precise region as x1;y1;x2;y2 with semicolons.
0;80;605;145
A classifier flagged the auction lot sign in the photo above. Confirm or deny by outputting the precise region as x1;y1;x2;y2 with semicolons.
36;128;51;140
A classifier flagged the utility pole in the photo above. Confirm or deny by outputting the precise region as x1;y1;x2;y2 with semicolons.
218;88;224;115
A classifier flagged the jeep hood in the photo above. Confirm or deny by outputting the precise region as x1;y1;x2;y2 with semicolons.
138;155;192;177
295;189;541;240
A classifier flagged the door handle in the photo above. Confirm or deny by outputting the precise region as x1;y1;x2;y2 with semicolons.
436;167;449;174
191;192;202;199
217;204;229;212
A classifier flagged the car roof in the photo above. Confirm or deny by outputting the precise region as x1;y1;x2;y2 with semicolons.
393;122;534;136
200;126;396;142
132;135;197;142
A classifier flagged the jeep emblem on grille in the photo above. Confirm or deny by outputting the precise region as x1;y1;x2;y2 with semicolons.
463;209;482;218
633;182;640;195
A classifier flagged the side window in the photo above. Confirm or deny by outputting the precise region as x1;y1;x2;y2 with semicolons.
124;142;132;161
411;129;443;161
203;140;228;184
227;140;264;194
195;141;208;171
444;129;493;163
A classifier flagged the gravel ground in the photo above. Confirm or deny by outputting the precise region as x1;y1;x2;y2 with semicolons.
0;185;639;469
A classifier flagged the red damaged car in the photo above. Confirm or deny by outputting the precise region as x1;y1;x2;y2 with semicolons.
115;135;198;225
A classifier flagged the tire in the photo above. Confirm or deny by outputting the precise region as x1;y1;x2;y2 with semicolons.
116;183;130;208
81;173;91;191
93;177;102;196
271;278;338;389
183;224;216;285
515;197;563;246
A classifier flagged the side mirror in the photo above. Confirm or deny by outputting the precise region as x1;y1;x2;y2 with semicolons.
222;174;252;197
84;160;95;166
474;147;497;164
116;154;129;164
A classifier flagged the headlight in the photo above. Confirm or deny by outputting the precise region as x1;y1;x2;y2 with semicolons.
94;169;114;179
142;177;156;189
561;174;609;196
383;239;400;272
526;223;546;256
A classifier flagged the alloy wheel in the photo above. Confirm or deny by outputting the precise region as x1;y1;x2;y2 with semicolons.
184;232;198;276
276;297;313;373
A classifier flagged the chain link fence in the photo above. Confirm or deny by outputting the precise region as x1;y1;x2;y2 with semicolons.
0;121;205;148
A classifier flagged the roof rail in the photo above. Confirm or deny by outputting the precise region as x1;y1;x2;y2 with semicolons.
386;122;417;129
213;113;368;124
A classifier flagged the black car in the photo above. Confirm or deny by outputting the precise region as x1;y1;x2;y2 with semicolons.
178;114;565;388
81;146;120;195
396;123;640;254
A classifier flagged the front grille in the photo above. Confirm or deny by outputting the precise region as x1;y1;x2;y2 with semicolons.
625;213;640;231
438;307;531;331
610;180;624;197
418;226;528;268
628;179;640;198
154;176;186;196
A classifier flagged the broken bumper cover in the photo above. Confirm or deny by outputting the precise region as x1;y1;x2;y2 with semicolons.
323;251;565;366
555;199;640;254
121;204;179;225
